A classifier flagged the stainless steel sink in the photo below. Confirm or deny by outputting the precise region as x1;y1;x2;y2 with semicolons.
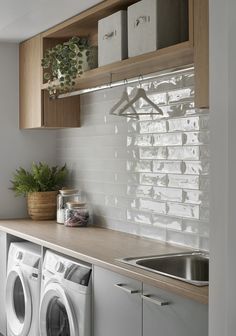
118;251;209;286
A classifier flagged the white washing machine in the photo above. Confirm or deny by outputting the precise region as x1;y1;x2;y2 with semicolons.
6;242;41;336
39;250;92;336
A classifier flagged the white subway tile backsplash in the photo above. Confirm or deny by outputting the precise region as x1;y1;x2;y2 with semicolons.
127;185;153;198
167;230;199;249
168;116;209;132
133;102;199;121
127;160;152;172
104;195;137;209
140;224;167;241
183;72;195;87
139;120;167;134
167;146;200;160
115;172;139;184
153;214;182;231
168;174;199;189
153;160;186;174
183;131;210;145
139;147;167;159
139;173;167;186
167;202;199;219
153;133;183;146
183;189;209;206
95;206;127;221
199;236;209;251
151;74;183;92
94;215;141;236
57;68;209;250
168;88;194;104
145;92;168;106
153;187;182;202
127;134;153;147
127;209;152;225
184;160;210;175
139;199;167;214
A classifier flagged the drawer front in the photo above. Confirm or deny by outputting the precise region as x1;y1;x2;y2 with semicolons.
143;283;208;336
93;266;142;336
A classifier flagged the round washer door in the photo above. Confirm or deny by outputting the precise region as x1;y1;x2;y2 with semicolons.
39;282;77;336
6;267;32;336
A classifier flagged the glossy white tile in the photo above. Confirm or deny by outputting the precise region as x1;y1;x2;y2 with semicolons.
139;147;167;159
168;174;199;189
139;199;167;214
153;133;183;146
57;68;210;251
153;214;183;231
168;88;194;104
167;230;199;249
139;120;167;134
167;202;199;219
153;187;182;202
127;209;153;225
153;160;186;174
139;173;167;186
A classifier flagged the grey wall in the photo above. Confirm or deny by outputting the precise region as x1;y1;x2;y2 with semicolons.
57;68;210;250
210;0;236;335
0;43;57;218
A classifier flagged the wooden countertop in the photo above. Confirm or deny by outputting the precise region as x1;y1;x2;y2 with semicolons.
0;219;208;304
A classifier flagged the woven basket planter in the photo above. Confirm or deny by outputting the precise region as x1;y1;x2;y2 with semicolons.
27;191;58;220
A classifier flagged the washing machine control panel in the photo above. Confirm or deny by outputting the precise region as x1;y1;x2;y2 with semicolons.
43;251;92;286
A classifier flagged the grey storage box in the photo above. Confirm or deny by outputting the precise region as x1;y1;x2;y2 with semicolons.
128;0;188;57
98;10;128;67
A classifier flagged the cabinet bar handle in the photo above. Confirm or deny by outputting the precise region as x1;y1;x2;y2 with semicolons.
142;294;170;306
114;283;139;294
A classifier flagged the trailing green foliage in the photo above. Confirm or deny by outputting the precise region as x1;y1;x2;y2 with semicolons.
41;36;97;97
11;162;68;196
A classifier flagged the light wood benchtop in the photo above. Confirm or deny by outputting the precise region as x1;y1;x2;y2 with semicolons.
0;219;208;304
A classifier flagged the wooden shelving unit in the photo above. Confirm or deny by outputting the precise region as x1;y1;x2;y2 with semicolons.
41;42;194;91
19;0;209;129
41;0;193;89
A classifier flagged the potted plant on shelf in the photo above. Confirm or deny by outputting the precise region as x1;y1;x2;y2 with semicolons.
41;36;98;98
11;162;68;220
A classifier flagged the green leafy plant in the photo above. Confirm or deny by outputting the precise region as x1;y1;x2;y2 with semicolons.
11;162;68;196
41;36;97;97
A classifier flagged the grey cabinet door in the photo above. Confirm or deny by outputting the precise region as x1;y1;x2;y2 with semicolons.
93;266;142;336
143;284;208;336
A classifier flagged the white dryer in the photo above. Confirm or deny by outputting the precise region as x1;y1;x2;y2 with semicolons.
6;242;41;336
39;250;92;336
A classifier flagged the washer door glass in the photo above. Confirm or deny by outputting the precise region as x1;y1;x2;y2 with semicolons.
39;282;77;336
46;297;70;336
13;276;25;323
6;268;32;336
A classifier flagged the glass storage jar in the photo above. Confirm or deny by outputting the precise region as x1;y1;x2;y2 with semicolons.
57;189;80;224
64;202;89;227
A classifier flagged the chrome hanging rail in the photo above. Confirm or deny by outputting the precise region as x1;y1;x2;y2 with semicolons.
57;65;194;99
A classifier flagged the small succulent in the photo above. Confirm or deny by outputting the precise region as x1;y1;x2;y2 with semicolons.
10;162;68;196
41;36;95;98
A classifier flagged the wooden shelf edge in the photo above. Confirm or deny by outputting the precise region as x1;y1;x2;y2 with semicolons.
41;41;194;92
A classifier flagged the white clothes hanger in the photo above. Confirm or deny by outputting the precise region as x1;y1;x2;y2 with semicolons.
118;76;163;118
110;79;138;118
